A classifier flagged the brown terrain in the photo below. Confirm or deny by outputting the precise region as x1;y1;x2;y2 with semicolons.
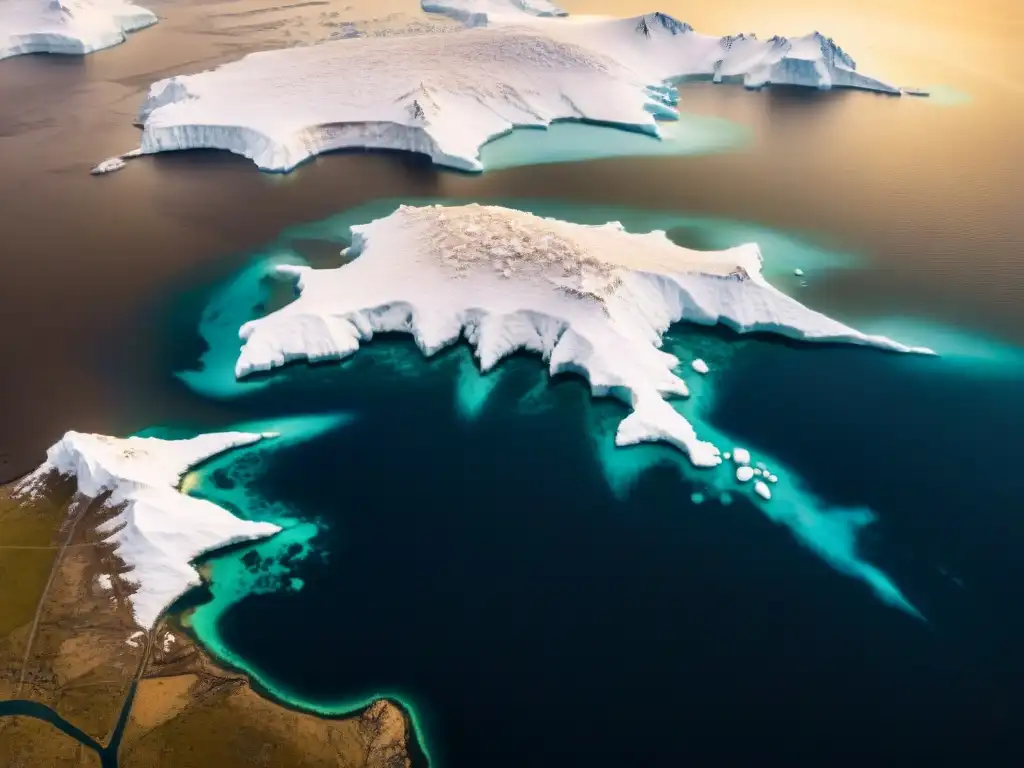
0;472;412;767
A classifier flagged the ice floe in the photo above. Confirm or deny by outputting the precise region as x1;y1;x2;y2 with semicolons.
0;0;156;60
233;203;930;469
736;466;755;483
15;430;283;630
128;12;903;173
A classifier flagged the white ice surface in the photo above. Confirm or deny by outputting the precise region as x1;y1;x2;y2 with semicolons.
16;430;282;630
234;203;930;468
422;0;566;27
754;480;772;500
0;0;156;60
736;466;755;483
732;447;751;465
132;12;900;173
691;358;709;374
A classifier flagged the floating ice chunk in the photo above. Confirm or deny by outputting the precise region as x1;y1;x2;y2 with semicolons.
691;358;710;374
15;430;282;630
722;451;731;460
768;474;778;483
91;156;126;175
736;466;755;482
0;0;157;60
753;480;772;500
233;204;928;469
793;268;805;276
130;14;904;174
732;448;751;465
753;468;763;476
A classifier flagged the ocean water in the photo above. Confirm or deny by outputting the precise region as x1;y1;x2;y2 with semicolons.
0;0;1021;762
158;199;1024;765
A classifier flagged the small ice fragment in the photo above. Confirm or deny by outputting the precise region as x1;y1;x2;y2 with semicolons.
690;492;705;505
755;461;767;470
753;468;763;476
91;157;127;175
732;448;751;465
722;452;731;460
736;466;755;483
691;358;709;374
768;474;778;483
754;480;771;500
793;268;805;276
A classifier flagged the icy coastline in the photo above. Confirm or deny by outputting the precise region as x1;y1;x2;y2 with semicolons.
129;12;902;174
0;0;156;60
233;203;930;469
16;430;282;630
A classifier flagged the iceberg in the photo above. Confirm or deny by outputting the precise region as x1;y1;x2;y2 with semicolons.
422;0;566;27
0;0;156;60
130;13;901;174
15;430;283;630
233;203;930;469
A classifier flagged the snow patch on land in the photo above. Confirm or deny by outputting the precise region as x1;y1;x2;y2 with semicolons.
129;12;901;174
233;203;929;468
15;430;282;630
0;0;156;60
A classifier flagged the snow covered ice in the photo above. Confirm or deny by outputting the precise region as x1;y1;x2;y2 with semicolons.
422;0;566;27
130;12;904;174
0;0;156;60
15;430;283;630
233;203;930;469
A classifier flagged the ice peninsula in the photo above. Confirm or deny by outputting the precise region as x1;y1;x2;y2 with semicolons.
234;204;930;468
0;0;156;60
16;430;282;630
131;13;900;174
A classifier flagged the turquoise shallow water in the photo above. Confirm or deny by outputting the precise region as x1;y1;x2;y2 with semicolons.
153;196;1024;765
479;115;751;170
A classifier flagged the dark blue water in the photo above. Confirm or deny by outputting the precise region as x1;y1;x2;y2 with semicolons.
162;320;1024;766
